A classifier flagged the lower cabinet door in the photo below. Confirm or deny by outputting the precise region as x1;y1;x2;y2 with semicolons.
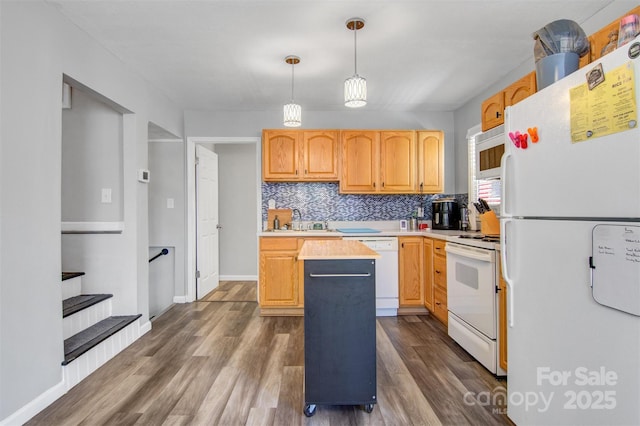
259;251;298;306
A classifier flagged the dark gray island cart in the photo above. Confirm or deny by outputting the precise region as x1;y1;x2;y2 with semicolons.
298;240;380;417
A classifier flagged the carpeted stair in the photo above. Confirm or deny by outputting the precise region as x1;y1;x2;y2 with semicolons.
62;314;142;365
63;294;112;317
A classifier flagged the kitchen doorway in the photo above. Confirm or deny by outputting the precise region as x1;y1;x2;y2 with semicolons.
186;137;261;302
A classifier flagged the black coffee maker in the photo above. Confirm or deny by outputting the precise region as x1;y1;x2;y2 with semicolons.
432;198;460;230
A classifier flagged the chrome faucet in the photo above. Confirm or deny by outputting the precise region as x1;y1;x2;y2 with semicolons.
292;209;302;231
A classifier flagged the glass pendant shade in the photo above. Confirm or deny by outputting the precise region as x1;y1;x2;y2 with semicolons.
344;75;367;107
283;102;301;127
283;55;301;127
345;18;367;108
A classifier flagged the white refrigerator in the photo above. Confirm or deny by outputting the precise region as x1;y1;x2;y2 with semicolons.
501;35;640;425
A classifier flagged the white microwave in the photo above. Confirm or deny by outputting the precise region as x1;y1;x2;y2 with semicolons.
476;124;505;180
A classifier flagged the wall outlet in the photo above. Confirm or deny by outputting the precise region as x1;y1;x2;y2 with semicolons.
167;198;175;209
268;199;276;209
417;207;424;218
101;188;112;203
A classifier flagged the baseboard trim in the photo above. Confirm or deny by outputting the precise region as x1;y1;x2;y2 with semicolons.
220;275;257;281
0;378;66;426
260;307;304;316
397;307;429;316
173;296;187;304
140;320;152;335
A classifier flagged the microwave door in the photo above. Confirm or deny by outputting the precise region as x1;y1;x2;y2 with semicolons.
476;126;505;180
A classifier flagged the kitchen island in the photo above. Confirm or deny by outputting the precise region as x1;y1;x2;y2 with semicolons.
298;239;380;417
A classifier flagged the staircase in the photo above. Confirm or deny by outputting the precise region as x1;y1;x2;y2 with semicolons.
61;272;142;390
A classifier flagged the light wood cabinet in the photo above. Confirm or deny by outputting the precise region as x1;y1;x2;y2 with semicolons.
432;239;448;325
504;72;537;108
262;129;339;182
423;238;434;311
302;130;339;180
498;256;508;371
398;237;424;307
340;130;425;194
481;72;537;132
259;236;341;314
417;131;444;193
340;130;379;192
262;130;301;181
380;131;417;193
589;6;640;63
480;91;504;132
259;237;299;307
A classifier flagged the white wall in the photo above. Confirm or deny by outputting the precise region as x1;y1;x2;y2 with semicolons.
61;87;123;222
452;0;639;194
0;1;182;422
149;142;186;297
213;143;258;278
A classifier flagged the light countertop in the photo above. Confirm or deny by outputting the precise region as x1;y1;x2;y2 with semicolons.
258;221;500;250
298;239;381;260
258;228;476;240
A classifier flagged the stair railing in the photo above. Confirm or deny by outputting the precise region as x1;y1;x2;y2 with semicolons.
149;248;169;263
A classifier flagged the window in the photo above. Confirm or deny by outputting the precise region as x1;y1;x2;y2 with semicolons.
467;125;501;208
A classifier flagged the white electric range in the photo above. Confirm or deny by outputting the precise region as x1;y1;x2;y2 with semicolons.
445;233;506;376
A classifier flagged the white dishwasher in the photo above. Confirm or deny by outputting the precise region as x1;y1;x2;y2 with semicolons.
343;236;399;316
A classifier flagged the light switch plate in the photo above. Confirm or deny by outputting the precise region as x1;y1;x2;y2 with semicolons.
101;188;112;203
138;169;150;183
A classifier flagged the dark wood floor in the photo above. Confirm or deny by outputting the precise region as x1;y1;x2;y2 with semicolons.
29;281;511;425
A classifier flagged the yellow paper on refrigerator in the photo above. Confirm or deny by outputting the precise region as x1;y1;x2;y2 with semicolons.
570;61;637;143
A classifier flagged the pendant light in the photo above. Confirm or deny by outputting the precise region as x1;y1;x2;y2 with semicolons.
344;18;367;108
283;55;301;127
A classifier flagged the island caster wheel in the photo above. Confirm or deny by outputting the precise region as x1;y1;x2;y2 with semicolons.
364;403;374;413
304;404;317;417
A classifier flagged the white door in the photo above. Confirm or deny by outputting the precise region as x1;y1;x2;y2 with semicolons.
196;145;220;299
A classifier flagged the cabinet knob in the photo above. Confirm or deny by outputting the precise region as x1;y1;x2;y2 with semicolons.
435;270;441;274
373;182;376;188
496;111;502;118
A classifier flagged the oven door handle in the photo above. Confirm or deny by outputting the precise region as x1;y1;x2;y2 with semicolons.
445;244;493;262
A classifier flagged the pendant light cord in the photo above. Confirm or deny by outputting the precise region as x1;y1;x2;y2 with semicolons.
290;61;295;102
353;24;358;76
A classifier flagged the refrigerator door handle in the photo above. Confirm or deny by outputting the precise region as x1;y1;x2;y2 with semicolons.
500;151;513;218
501;217;515;327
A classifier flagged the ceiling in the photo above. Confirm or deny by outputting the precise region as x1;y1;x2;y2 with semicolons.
47;0;621;113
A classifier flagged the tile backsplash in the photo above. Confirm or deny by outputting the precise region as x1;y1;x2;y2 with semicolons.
262;182;467;221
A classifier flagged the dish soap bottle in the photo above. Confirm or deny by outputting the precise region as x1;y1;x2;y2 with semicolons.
273;215;280;230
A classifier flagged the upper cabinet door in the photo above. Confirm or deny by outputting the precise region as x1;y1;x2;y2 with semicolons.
380;131;416;193
481;91;505;132
417;130;444;194
504;72;536;107
262;130;302;181
340;130;380;193
302;130;339;181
